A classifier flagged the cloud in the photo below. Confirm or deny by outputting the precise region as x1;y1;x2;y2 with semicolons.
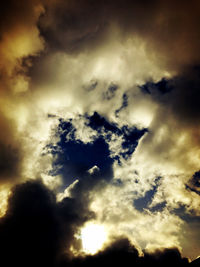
0;180;60;266
39;0;200;71
0;180;94;266
0;0;45;95
0;0;46;213
130;68;200;213
67;238;189;267
0;0;200;262
0;180;190;266
0;113;22;183
25;114;187;255
88;179;184;252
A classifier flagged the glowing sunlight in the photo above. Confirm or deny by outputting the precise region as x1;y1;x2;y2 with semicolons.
81;224;107;255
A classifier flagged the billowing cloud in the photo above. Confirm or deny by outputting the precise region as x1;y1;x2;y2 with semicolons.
0;0;200;264
0;180;95;266
0;0;46;215
39;0;200;71
0;180;190;266
0;0;45;95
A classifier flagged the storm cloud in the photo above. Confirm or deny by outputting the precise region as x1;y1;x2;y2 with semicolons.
0;0;200;264
0;180;190;266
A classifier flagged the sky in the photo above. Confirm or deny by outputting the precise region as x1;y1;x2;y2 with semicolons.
0;0;200;266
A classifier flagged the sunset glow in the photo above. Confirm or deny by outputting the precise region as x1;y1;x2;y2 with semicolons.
81;224;107;255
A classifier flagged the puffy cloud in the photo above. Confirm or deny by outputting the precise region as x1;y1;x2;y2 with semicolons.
88;179;183;251
1;0;200;262
0;0;46;213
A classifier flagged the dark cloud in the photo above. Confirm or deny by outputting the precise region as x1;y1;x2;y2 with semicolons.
185;171;200;198
167;67;200;125
188;171;200;192
38;0;109;53
87;112;120;134
0;143;21;180
0;180;93;267
0;114;22;183
141;66;200;126
0;180;192;266
139;78;173;95
191;171;200;188
142;247;189;267
65;238;189;267
38;0;200;70
67;238;140;267
190;257;200;266
0;180;60;266
0;0;42;32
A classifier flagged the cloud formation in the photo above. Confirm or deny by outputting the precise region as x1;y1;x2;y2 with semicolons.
0;0;200;263
39;0;200;71
0;180;190;267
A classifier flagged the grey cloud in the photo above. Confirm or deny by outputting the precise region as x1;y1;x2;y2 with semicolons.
39;0;200;71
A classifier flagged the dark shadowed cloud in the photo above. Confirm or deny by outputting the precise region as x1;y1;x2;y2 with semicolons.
0;180;94;267
0;114;22;183
38;0;200;71
142;67;200;125
0;180;191;267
